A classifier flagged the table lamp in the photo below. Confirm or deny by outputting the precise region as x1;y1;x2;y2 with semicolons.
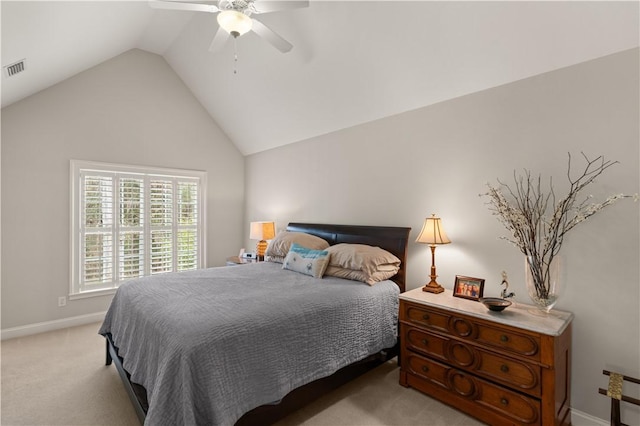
416;214;451;294
250;221;275;261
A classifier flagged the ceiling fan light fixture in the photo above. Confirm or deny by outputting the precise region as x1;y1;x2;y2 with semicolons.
217;10;253;37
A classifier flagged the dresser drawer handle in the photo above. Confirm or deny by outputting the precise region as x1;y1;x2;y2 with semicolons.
422;365;429;373
500;397;509;406
422;314;430;320
500;364;509;373
500;335;509;342
421;339;429;346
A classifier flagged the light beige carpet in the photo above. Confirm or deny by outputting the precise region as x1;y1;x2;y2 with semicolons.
1;322;482;425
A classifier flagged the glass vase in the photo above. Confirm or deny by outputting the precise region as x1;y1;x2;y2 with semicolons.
525;255;561;314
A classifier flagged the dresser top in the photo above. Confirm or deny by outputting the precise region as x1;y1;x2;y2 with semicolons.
399;287;573;336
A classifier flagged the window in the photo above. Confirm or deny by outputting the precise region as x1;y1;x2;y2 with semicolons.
70;160;206;297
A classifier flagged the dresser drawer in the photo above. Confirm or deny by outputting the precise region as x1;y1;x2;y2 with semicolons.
404;326;449;362
475;322;540;360
402;325;541;396
404;353;541;425
401;301;541;362
403;303;451;334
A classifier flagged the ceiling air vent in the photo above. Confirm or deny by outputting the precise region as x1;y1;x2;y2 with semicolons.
3;59;26;78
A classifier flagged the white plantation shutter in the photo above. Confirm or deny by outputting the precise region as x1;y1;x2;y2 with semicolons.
120;231;144;280
81;174;114;288
177;181;198;271
119;177;144;281
178;230;198;270
150;230;173;274
71;161;206;296
150;179;173;274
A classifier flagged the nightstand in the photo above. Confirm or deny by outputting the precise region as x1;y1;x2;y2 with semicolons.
225;256;259;266
399;287;573;426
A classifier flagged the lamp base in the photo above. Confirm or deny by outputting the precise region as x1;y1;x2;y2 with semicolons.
256;240;268;262
422;245;445;294
422;281;445;294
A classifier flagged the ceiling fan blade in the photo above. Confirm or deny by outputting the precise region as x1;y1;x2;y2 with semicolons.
148;1;219;13
251;18;293;53
251;0;309;14
209;26;230;52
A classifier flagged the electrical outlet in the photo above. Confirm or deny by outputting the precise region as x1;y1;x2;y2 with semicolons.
58;296;67;307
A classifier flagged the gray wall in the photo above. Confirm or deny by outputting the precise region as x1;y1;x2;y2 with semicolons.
1;49;245;329
245;48;640;422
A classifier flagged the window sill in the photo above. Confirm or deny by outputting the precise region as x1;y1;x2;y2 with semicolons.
68;288;117;301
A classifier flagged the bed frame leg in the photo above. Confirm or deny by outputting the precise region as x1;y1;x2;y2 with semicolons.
104;334;147;424
106;338;112;365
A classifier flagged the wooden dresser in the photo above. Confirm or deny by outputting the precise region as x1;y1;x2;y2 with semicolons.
399;288;573;426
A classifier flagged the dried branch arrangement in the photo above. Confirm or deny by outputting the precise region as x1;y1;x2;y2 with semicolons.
483;152;636;299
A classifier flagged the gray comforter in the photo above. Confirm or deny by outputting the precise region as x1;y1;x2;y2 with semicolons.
99;262;399;425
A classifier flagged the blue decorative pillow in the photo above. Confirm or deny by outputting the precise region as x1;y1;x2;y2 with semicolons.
282;243;330;278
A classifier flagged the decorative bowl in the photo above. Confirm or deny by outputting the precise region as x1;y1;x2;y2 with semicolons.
479;297;512;312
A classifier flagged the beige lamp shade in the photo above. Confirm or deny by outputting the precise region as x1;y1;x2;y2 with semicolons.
250;221;275;260
416;214;451;245
250;221;276;241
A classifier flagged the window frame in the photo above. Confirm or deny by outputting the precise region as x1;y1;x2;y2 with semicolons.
70;160;207;299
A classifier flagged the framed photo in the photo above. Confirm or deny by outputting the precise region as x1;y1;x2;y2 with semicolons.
453;275;485;301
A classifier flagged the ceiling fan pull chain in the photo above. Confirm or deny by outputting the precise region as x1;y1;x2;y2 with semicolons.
233;36;238;75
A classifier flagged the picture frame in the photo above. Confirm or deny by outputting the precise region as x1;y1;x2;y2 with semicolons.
453;275;485;301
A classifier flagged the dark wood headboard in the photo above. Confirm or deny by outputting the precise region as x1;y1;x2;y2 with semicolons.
286;223;411;293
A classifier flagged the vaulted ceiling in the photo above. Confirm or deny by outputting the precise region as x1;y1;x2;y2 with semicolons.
2;1;638;155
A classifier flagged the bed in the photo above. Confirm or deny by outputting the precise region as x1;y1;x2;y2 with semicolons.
100;222;410;425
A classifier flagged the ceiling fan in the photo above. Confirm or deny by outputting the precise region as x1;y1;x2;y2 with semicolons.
149;0;309;53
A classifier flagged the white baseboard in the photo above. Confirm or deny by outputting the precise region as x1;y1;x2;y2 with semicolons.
572;408;608;426
1;311;107;340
